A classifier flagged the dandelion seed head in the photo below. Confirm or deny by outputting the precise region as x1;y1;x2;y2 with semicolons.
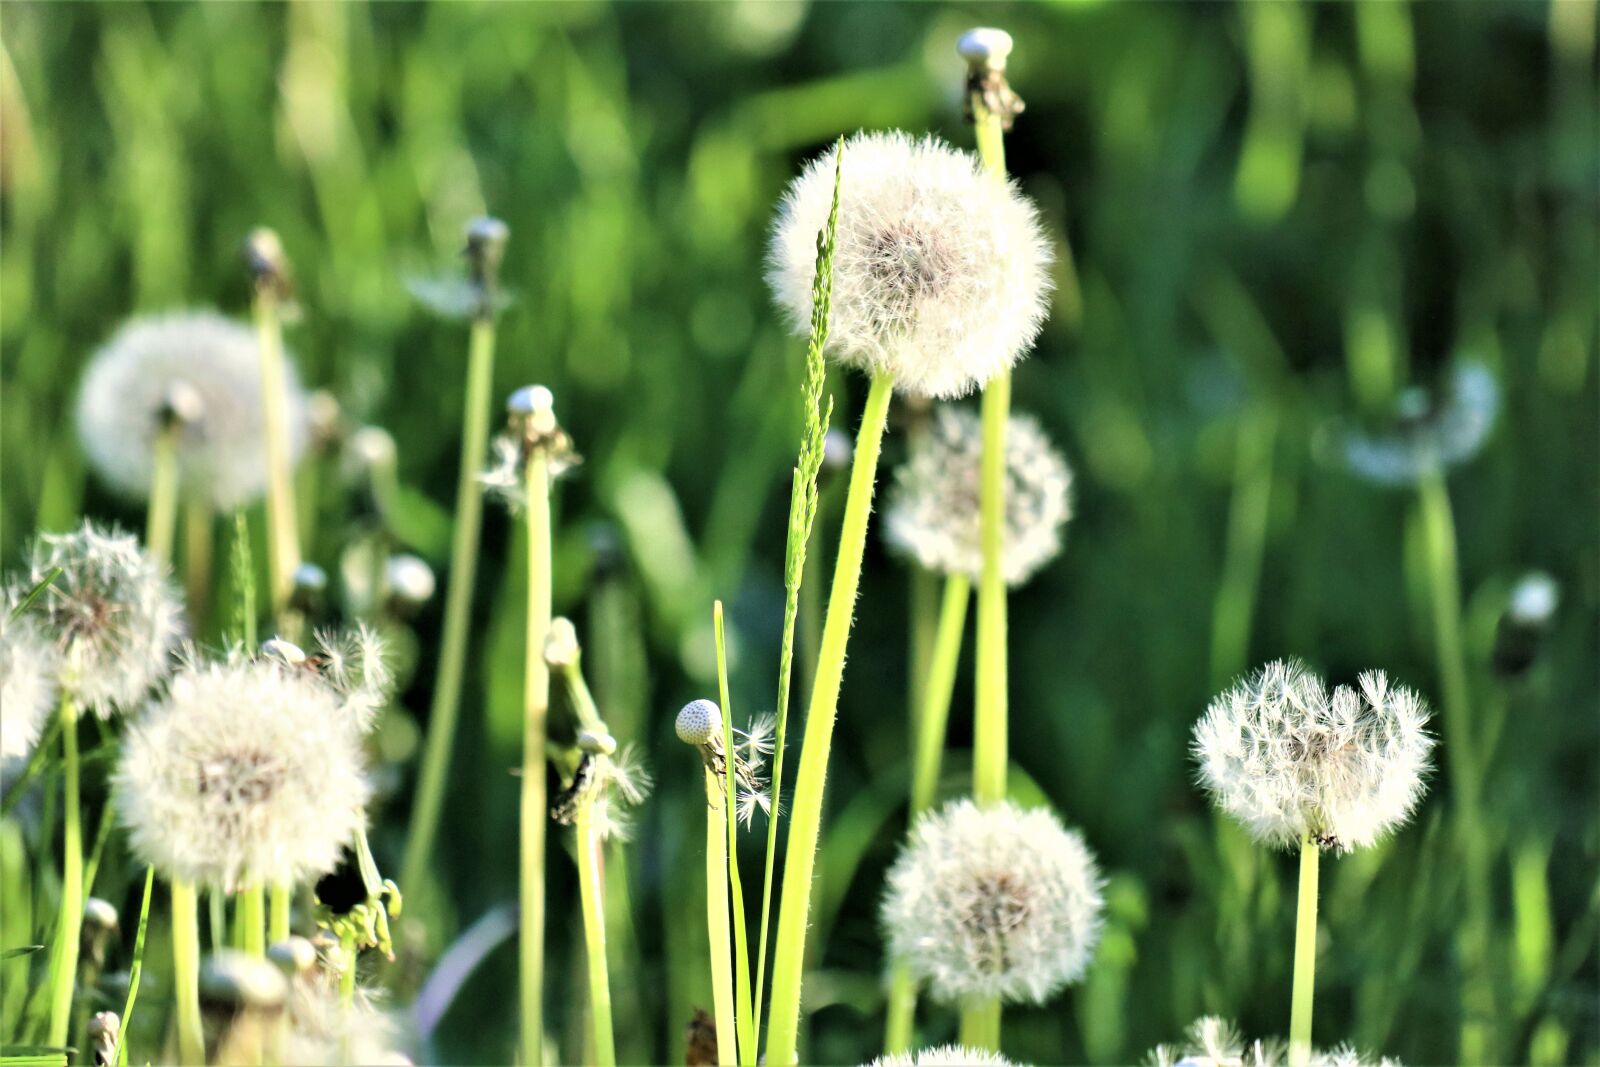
0;593;59;766
1148;1017;1401;1067
957;28;1014;70
885;407;1072;585
115;651;370;890
1192;660;1435;852
17;523;183;718
882;798;1104;1004
676;699;723;747
1508;571;1559;628
869;1045;1018;1067
767;131;1054;399
1336;362;1499;487
76;311;308;509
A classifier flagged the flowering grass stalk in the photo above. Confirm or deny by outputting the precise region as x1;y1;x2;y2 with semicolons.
1288;834;1320;1067
43;696;81;1050
113;866;154;1067
403;218;506;893
170;879;206;1064
247;228;302;620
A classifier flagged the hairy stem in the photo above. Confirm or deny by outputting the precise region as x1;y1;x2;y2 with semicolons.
520;446;553;1066
1289;836;1320;1067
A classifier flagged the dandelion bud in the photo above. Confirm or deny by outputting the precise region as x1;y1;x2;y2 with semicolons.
308;389;344;452
882;799;1104;1005
465;216;510;290
268;936;318;978
767;132;1052;399
346;426;398;477
290;563;329;615
869;1046;1017;1067
1192;661;1435;852
957;27;1014;71
87;1011;120;1067
159;380;206;429
261;637;307;666
1494;571;1560;678
244;227;293;299
0;595;58;769
201;951;289;1012
578;729;617;756
81;898;119;970
385;555;436;613
544;617;581;669
675;699;723;747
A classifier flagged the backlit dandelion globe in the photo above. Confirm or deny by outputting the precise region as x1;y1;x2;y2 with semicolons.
869;1046;1018;1067
1150;1016;1403;1067
767;130;1053;399
0;594;59;767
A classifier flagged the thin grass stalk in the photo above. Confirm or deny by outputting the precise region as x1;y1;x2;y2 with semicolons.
706;772;737;1067
1288;835;1320;1067
713;603;755;1064
520;446;553;1066
251;283;301;620
754;149;841;1057
113;866;154;1067
146;425;180;566
170;879;205;1065
183;497;213;634
402;315;498;892
82;794;116;899
44;697;82;1049
765;371;893;1067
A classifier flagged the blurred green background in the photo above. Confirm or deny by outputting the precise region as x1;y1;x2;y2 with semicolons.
2;2;1596;1064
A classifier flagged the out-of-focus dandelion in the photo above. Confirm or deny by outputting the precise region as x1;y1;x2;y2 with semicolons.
868;1045;1019;1066
1494;571;1561;678
884;406;1072;586
75;311;309;510
881;798;1104;1005
0;592;58;769
1332;362;1499;488
767;131;1053;400
1148;1017;1402;1067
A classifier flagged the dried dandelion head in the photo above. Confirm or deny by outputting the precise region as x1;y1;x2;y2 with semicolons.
1192;660;1434;852
767;131;1053;399
76;311;309;509
0;591;59;766
1148;1017;1401;1067
114;646;370;890
18;523;184;718
884;406;1072;585
881;798;1104;1004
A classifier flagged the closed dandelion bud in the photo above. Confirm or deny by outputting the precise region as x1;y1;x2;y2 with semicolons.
76;312;309;509
81;897;119;969
1192;660;1435;853
957;27;1014;72
544;617;581;669
114;650;371;891
885;406;1072;585
870;1047;1018;1067
17;523;184;718
767;131;1053;399
385;555;436;614
675;699;723;747
0;594;58;769
87;1011;120;1067
290;563;329;615
882;799;1104;1005
268;936;318;978
466;216;510;291
577;729;617;757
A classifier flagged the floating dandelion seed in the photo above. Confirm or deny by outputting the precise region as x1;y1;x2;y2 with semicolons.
114;647;370;891
869;1045;1019;1066
16;523;184;719
882;798;1104;1004
0;592;58;767
884;406;1072;585
76;311;310;509
1149;1017;1402;1067
312;623;396;733
1332;362;1499;487
767;130;1053;399
1192;660;1435;853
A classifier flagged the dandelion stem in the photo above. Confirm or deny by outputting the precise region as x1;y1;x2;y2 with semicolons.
882;966;918;1055
958;997;1001;1051
45;696;82;1050
184;497;214;634
706;768;738;1067
520;445;553;1067
574;798;616;1066
170;879;206;1066
209;891;228;954
252;284;301;620
402;315;498;893
147;424;180;566
237;885;265;956
269;885;291;943
1288;834;1320;1067
114;866;154;1067
714;602;756;1065
766;371;893;1067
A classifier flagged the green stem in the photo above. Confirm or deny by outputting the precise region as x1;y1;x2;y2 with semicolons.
911;574;971;816
714;603;755;1064
209;891;228;954
269;884;291;944
170;879;206;1066
238;884;265;957
253;286;301;620
1208;406;1277;689
574;800;616;1066
959;997;1001;1051
114;867;154;1067
706;770;737;1067
45;697;81;1049
1288;836;1320;1067
765;372;893;1067
882;966;918;1055
183;496;214;636
82;795;116;901
340;930;358;1007
403;316;497;894
520;446;552;1067
147;425;180;566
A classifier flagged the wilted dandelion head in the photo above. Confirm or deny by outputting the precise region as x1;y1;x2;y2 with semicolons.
1334;362;1499;487
869;1046;1018;1067
1148;1017;1401;1067
767;131;1053;399
0;593;59;766
884;406;1072;585
76;311;309;509
115;649;370;890
1192;660;1434;853
882;798;1104;1004
17;523;183;718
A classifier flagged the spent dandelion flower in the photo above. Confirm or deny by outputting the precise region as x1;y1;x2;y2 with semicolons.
18;522;184;718
114;647;371;891
1330;362;1500;488
0;592;58;766
1148;1017;1402;1067
676;699;774;828
767;131;1053;399
75;311;310;509
882;798;1104;1004
869;1046;1019;1067
884;406;1072;585
1192;660;1435;853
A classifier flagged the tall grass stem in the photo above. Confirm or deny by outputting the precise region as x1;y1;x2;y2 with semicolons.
114;866;154;1067
706;771;737;1067
714;602;756;1064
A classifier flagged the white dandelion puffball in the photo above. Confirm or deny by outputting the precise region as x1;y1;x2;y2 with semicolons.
1192;660;1434;853
1149;1016;1401;1067
0;596;59;766
884;406;1072;585
19;523;184;719
869;1046;1018;1067
115;652;370;890
676;698;723;747
76;310;309;509
767;131;1053;399
882;798;1104;1004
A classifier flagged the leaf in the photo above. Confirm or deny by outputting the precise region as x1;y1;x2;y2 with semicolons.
0;946;44;962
